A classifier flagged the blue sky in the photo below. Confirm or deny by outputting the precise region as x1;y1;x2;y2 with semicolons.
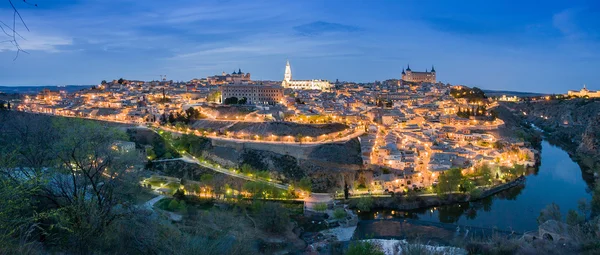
0;0;598;93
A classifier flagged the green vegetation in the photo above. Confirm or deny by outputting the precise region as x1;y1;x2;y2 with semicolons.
297;176;312;192
346;240;385;255
356;196;374;212
436;168;463;197
223;96;248;105
0;112;144;253
313;202;327;212
243;181;288;199
161;107;206;125
333;208;347;220
206;90;221;102
537;202;562;224
156;197;188;213
255;202;290;233
457;105;488;118
450;86;487;102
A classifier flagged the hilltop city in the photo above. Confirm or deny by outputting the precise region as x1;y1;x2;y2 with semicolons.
12;61;547;195
2;59;600;254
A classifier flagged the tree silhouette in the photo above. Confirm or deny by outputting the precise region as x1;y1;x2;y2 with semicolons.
1;1;38;60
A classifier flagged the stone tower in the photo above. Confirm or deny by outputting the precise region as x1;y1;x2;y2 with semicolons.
284;60;292;82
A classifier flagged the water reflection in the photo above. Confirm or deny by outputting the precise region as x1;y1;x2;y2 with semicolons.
356;141;593;234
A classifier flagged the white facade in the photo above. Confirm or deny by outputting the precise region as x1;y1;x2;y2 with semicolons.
386;154;405;170
282;60;332;91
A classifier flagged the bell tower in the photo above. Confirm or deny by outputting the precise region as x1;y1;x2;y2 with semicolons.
284;60;292;82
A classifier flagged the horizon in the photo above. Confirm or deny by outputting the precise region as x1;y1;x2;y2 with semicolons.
0;0;598;93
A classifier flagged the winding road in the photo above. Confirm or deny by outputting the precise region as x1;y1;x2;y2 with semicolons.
154;153;290;190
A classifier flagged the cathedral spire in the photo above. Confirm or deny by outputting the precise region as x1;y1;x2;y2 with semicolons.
402;68;405;75
406;64;411;71
431;65;435;72
284;60;292;82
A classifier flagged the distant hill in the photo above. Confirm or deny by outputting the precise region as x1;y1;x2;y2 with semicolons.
483;90;549;97
0;85;92;94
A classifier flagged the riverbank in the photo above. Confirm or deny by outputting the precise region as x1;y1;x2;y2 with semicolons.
347;176;526;211
504;100;600;174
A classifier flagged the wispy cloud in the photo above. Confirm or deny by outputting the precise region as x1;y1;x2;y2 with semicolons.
0;33;72;52
552;8;585;40
294;21;360;36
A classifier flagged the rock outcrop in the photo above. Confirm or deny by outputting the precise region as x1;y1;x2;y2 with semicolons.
504;99;600;171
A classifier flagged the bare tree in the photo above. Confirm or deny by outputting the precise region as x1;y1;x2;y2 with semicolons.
1;1;38;60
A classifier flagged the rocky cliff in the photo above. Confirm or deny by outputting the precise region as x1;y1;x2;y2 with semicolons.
197;138;363;192
504;99;600;171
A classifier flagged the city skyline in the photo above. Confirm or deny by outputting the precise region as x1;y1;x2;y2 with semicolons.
0;0;598;93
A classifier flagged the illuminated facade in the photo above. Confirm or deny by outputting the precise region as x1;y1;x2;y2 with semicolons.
401;64;436;83
207;69;251;85
220;84;283;105
568;85;600;98
281;60;332;91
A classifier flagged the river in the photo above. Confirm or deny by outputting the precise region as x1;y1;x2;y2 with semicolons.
355;141;593;238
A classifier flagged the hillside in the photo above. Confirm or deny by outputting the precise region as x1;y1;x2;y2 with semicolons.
504;99;600;171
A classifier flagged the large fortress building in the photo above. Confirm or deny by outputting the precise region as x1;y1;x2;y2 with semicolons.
281;60;332;91
207;69;251;85
567;85;600;98
401;64;436;83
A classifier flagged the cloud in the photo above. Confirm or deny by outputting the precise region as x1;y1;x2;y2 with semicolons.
552;8;584;40
0;33;72;52
293;21;360;36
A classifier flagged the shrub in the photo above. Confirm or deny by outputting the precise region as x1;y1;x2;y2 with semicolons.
313;203;327;212
346;240;384;255
357;197;374;212
566;209;584;226
298;177;312;192
469;188;483;199
537;202;562;225
168;199;180;211
257;202;289;233
173;189;185;201
333;208;347;220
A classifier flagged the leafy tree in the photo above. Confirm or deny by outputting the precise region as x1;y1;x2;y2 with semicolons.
223;97;238;105
566;209;583;226
577;198;590;217
459;178;475;193
201;174;214;193
167;199;180;211
479;164;493;185
240;164;255;174
356;196;374;212
436;168;463;196
334;208;347;220
591;183;600;216
173;189;185;201
117;78;124;84
238;97;247;104
537;202;562;225
346;240;384;255
313;202;327;212
206;90;221;102
298;177;312;192
146;147;156;160
256;202;289;233
168;112;176;124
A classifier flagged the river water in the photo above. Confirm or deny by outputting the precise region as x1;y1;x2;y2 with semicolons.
355;141;593;237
